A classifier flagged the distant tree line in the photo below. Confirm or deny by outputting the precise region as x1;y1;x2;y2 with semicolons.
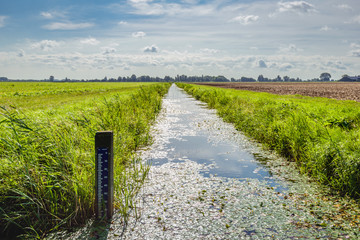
1;72;359;82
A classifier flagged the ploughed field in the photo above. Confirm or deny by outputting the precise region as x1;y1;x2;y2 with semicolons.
196;82;360;102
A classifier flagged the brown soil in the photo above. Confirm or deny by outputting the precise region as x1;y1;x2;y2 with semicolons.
195;82;360;102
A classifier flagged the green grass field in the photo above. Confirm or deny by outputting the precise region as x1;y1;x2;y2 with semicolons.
177;83;360;200
0;82;171;238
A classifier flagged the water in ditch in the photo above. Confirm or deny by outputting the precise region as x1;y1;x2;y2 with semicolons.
107;84;358;239
146;84;284;190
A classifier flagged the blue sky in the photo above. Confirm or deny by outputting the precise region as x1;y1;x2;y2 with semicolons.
0;0;359;80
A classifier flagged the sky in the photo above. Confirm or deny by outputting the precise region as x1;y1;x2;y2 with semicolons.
0;0;359;80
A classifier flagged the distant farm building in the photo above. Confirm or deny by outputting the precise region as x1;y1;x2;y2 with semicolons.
339;75;360;82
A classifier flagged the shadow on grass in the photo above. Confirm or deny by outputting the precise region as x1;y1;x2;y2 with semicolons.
46;219;115;240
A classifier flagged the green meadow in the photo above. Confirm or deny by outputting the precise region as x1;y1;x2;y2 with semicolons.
0;82;171;238
177;83;360;200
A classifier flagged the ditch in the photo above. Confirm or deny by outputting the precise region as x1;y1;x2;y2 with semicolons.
53;84;359;239
106;84;359;239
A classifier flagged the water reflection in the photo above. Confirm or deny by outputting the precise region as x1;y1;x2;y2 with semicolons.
145;84;285;191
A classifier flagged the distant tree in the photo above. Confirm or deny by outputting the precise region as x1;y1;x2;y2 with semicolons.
274;75;282;82
320;72;331;81
215;75;228;82
257;75;264;82
240;76;256;82
130;74;137;82
283;76;290;82
164;76;173;82
49;75;54;82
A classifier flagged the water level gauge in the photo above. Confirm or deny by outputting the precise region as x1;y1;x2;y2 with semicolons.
95;131;114;220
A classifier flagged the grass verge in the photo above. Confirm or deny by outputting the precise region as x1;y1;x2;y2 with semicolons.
0;83;171;238
177;83;360;200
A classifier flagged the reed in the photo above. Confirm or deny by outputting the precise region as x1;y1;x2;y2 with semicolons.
177;83;360;200
0;83;171;238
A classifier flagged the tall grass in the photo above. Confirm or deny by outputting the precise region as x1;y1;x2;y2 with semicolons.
0;83;171;238
177;83;360;200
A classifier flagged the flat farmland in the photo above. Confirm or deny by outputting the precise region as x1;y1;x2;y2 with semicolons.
195;82;360;102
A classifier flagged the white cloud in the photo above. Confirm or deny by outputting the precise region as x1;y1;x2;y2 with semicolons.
43;22;94;30
230;15;259;25
336;4;352;11
350;43;360;49
258;60;267;68
143;45;159;53
320;25;331;31
0;16;7;28
350;49;360;57
278;1;316;14
2;46;359;80
40;10;68;20
325;61;347;70
17;49;25;57
351;15;360;24
102;47;117;54
127;0;215;16
350;43;360;57
80;37;100;45
118;21;128;25
31;40;61;51
128;0;165;16
279;44;303;53
279;63;294;71
41;12;53;19
200;48;218;54
132;31;146;38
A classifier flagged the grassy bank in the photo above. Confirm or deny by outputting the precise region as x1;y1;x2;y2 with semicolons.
177;83;360;199
0;82;171;238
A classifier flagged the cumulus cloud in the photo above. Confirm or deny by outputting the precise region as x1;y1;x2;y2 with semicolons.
278;1;316;14
40;11;66;19
279;44;303;53
279;63;294;71
351;49;360;57
230;15;259;25
258;60;267;68
17;49;25;57
0;16;7;28
127;0;215;16
31;40;61;51
80;37;100;45
336;4;352;11
350;43;360;57
325;61;347;70
350;16;360;24
132;31;146;38
43;21;94;30
143;45;159;53
128;0;165;16
102;47;117;54
350;43;360;49
200;48;219;54
320;25;331;31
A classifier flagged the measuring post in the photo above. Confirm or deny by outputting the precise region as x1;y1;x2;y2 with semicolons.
95;131;114;220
